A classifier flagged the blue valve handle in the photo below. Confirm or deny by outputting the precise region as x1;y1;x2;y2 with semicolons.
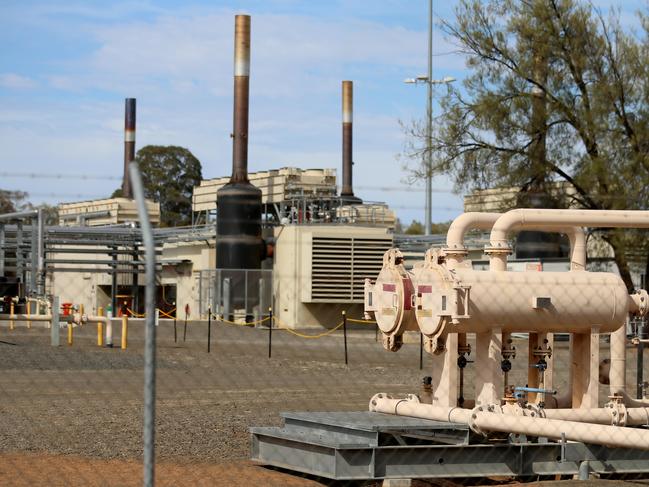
514;386;557;395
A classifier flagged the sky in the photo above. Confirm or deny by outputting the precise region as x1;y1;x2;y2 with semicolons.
0;0;643;225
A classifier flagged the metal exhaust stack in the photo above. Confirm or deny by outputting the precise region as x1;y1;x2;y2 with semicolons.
341;81;361;203
123;98;136;199
232;15;250;183
216;15;263;294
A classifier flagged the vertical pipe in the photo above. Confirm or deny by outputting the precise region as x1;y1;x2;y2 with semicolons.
51;296;60;347
30;217;37;294
207;306;212;353
424;0;433;236
343;310;348;365
129;161;156;487
132;245;139;314
16;222;24;292
610;324;626;398
268;306;273;359
637;340;644;399
223;277;231;321
111;249;118;313
341;80;354;198
231;15;251;183
122;98;136;199
37;208;45;295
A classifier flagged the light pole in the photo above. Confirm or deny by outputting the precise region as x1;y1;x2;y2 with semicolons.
404;0;455;235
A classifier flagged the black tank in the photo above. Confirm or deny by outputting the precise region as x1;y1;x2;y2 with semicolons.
216;182;264;312
216;182;263;269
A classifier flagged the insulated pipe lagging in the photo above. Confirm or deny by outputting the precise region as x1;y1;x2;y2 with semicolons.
488;209;649;271
486;208;649;400
543;407;649;425
610;324;649;406
370;395;649;450
445;212;586;270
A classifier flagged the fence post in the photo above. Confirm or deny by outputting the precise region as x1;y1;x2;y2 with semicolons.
207;306;211;353
97;307;104;347
51;296;60;347
343;310;348;365
129;160;157;487
268;307;273;359
121;315;128;350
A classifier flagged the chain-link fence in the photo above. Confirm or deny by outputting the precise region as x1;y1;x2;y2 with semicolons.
197;268;272;321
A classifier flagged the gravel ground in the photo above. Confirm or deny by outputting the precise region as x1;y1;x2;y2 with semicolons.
0;319;647;486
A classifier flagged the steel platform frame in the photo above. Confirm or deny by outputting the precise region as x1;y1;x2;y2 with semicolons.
251;411;649;481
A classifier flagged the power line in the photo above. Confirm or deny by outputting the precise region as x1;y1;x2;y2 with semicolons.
0;172;121;181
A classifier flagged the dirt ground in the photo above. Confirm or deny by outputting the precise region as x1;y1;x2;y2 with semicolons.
0;319;647;486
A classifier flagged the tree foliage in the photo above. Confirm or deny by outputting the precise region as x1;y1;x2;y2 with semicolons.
0;190;30;214
403;0;649;290
113;146;202;227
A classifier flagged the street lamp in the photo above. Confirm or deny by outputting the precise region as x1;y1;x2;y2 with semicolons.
404;0;456;236
404;76;456;235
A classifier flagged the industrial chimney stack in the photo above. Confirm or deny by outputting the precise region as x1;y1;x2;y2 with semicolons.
231;15;251;183
122;98;136;199
216;15;264;278
341;81;361;203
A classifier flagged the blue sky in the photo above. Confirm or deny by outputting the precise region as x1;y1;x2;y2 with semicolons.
0;0;643;225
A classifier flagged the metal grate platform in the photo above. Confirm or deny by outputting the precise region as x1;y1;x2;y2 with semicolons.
251;411;649;481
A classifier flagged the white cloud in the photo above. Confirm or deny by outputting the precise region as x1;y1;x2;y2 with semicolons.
0;73;38;90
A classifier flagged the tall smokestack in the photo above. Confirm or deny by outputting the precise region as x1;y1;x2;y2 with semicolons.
122;98;136;199
231;15;250;183
341;81;354;197
217;14;263;287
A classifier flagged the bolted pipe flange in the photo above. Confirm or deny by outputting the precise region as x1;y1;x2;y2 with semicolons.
605;395;627;426
369;392;388;412
483;245;513;256
468;404;501;436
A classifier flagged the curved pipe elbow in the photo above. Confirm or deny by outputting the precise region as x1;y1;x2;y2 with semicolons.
446;212;501;250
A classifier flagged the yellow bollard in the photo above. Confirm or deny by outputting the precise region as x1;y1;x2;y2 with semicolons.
97;307;104;347
121;315;128;350
27;301;31;329
67;323;73;346
79;303;84;321
9;302;14;330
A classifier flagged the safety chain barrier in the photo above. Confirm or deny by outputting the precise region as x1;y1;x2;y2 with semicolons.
126;308;176;319
209;313;270;327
